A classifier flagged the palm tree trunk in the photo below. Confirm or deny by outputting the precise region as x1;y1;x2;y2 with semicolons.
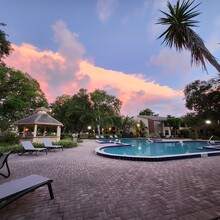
202;49;220;73
187;28;220;74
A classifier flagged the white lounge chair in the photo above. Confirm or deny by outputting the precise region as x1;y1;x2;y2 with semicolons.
19;141;47;156
42;138;63;151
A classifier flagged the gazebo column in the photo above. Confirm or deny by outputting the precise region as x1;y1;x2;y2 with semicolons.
15;126;18;134
57;126;61;141
43;126;46;137
22;127;26;138
33;125;37;138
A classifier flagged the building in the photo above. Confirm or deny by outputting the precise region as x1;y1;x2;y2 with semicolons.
133;115;171;137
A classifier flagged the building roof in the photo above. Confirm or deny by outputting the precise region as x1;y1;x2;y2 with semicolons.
137;115;167;121
13;112;63;126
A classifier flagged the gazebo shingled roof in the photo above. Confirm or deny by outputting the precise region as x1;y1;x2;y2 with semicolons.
13;113;63;126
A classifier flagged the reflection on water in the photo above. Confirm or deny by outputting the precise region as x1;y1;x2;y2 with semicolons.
104;140;217;156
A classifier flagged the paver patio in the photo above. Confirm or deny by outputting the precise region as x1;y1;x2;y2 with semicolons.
1;140;220;220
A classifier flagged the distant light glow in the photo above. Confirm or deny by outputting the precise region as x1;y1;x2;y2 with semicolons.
205;120;211;125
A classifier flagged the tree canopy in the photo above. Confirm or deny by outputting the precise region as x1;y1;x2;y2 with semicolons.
0;23;13;63
139;108;158;116
51;88;122;135
184;79;220;123
90;89;122;135
164;115;181;135
51;94;72;133
0;64;48;132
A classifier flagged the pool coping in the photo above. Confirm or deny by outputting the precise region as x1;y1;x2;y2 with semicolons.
95;141;220;162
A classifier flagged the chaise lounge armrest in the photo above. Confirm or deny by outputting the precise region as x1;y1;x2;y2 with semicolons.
0;151;11;178
0;175;54;209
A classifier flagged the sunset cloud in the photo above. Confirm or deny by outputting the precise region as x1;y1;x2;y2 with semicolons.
5;21;187;117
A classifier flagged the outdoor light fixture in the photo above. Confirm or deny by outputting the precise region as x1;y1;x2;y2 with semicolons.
205;120;211;125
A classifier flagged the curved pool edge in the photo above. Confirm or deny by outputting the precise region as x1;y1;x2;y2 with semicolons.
95;143;220;162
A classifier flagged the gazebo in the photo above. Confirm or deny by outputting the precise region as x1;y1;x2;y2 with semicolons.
13;107;63;143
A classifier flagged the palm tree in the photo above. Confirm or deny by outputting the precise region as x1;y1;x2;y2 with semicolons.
157;0;220;74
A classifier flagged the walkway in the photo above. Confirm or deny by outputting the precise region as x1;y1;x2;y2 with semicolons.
1;140;220;220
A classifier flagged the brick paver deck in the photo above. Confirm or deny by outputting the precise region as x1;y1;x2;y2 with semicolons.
1;140;220;220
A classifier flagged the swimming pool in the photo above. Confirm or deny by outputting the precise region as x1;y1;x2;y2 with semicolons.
95;139;220;161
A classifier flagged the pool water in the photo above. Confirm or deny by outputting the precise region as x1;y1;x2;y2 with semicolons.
103;139;219;157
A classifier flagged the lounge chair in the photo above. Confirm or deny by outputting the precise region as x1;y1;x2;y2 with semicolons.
100;135;105;139
0;174;54;209
114;135;118;138
42;138;63;151
19;141;47;156
109;135;114;139
95;135;100;139
0;151;11;178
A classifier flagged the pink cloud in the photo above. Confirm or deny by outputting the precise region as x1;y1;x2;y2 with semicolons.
5;21;187;117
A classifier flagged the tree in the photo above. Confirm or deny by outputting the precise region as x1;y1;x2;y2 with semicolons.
184;79;220;123
157;0;220;73
52;90;93;133
0;23;13;63
139;108;157;116
121;116;135;134
51;94;72;133
182;112;202;128
181;113;206;138
0;65;48;132
90;89;122;135
68;88;93;133
164;115;181;136
51;89;123;135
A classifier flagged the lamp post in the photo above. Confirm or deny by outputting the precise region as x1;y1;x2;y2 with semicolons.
88;126;91;138
137;123;140;137
205;120;211;138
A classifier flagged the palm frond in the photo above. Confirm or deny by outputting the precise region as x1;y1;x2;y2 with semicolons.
157;0;220;73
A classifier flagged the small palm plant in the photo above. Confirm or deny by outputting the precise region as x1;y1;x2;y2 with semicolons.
157;0;220;74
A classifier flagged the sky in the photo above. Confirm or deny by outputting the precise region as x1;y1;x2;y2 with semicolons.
1;0;220;117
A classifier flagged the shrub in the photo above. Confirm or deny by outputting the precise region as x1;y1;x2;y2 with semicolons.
0;138;78;154
60;133;73;139
0;132;19;144
115;133;122;139
0;144;22;154
180;130;190;138
56;139;77;148
189;131;198;140
32;139;77;148
121;132;134;138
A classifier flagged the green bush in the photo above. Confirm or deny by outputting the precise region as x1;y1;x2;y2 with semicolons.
179;130;190;138
189;131;198;140
121;132;134;138
115;133;122;139
61;133;73;140
0;138;78;154
56;139;77;148
0;132;19;144
32;139;77;148
0;144;22;154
